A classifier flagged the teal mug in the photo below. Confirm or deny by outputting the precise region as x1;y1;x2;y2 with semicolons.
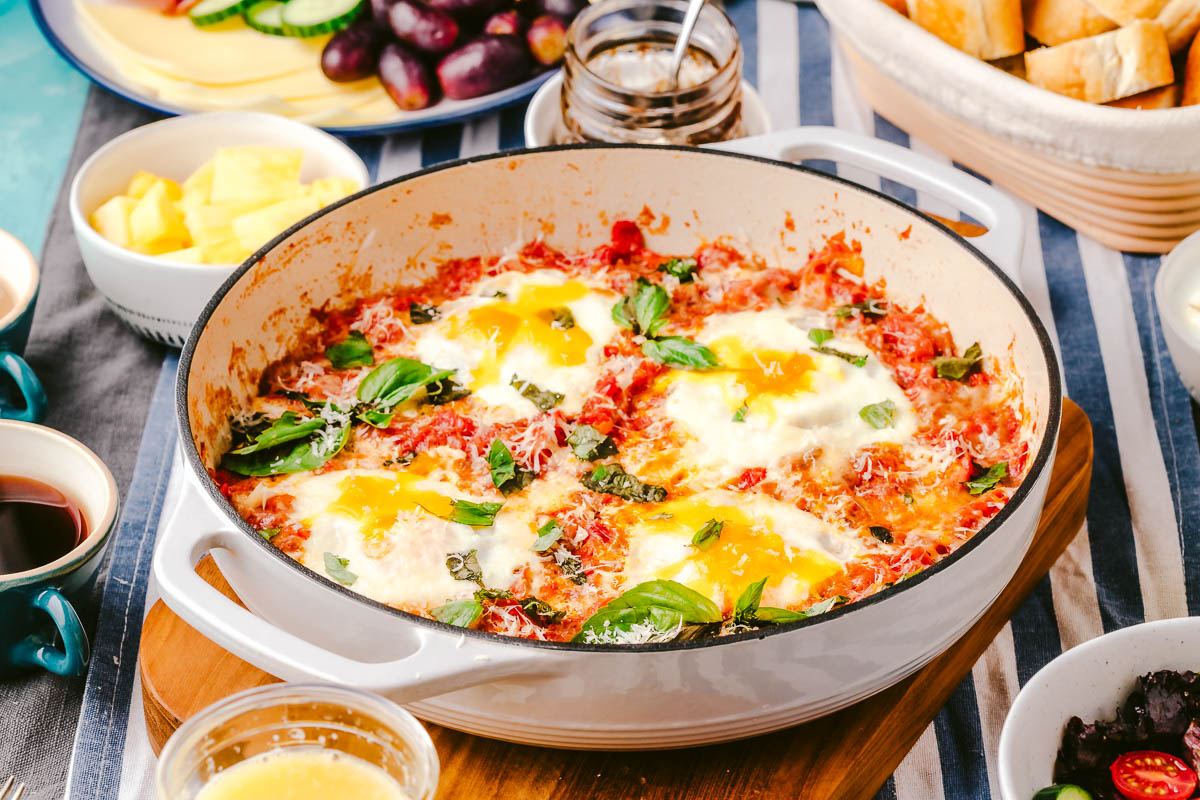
0;231;47;423
0;421;118;677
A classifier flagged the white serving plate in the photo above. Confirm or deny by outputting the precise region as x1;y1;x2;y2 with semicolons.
32;0;554;137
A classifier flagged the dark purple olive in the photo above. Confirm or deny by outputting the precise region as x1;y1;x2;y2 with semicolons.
526;15;566;66
379;42;439;109
321;21;390;82
388;0;460;53
437;35;532;100
535;0;586;21
424;0;507;22
484;9;525;35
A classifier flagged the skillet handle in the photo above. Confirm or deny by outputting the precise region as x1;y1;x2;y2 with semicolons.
709;127;1024;287
152;484;554;700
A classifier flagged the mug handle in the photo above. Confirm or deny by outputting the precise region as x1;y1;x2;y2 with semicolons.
10;587;90;676
0;351;48;423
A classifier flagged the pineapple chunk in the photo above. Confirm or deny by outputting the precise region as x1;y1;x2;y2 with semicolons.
129;182;191;253
308;177;360;208
89;196;137;249
179;161;214;213
158;246;205;264
201;232;252;265
127;171;182;202
182;204;240;248
210;146;304;210
231;195;320;253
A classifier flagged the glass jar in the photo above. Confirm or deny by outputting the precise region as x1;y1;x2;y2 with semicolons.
155;683;439;800
555;0;744;145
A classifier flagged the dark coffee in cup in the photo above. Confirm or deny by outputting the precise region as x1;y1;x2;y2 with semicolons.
0;476;88;575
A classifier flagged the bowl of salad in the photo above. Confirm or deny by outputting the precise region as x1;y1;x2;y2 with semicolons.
999;617;1200;800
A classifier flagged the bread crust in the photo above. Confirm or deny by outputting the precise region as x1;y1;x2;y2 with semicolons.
880;0;909;13
1155;0;1200;52
1104;81;1181;106
1184;29;1200;103
1024;0;1118;45
906;0;1026;58
1085;0;1171;25
1025;19;1175;102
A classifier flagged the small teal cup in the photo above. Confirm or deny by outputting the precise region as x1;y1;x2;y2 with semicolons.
0;231;47;423
0;421;118;677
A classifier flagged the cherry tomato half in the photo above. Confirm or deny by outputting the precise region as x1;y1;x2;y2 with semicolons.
1110;750;1198;800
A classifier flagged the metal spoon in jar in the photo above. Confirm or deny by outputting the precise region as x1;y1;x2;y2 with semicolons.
668;0;708;90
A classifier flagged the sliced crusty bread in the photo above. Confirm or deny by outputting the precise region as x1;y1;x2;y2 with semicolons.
1025;19;1175;102
880;0;909;13
1184;29;1200;103
1156;0;1200;51
1023;0;1118;45
1085;0;1171;24
1104;81;1181;106
905;0;1026;59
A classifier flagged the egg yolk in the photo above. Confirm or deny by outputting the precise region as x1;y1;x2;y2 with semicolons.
626;498;843;612
446;282;597;389
660;336;842;419
325;458;455;540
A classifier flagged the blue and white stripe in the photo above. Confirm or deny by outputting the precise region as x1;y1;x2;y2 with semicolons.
57;4;1200;798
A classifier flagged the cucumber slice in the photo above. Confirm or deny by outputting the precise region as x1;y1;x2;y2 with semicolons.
1032;785;1092;800
244;0;288;35
189;0;249;26
280;0;365;36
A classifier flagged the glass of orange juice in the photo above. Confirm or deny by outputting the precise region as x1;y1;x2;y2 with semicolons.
155;684;439;800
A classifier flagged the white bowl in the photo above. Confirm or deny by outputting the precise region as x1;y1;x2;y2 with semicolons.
69;112;369;348
998;617;1200;800
522;72;772;147
1156;229;1200;404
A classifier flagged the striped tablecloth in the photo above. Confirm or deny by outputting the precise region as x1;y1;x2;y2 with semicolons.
5;2;1199;798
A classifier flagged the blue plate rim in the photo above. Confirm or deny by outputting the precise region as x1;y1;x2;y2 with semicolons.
29;0;554;138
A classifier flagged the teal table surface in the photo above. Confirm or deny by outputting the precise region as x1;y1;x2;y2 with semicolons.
0;0;89;260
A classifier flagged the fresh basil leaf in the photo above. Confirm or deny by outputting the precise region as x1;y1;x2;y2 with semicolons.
221;423;349;477
230;412;324;455
431;599;482;628
567;424;618;461
691;519;723;551
532;519;563;552
357;408;395;429
964;460;1007;496
572;604;686;644
869;525;894;544
808;328;833;346
642;336;721;370
541;306;576;330
811;345;867;368
446;550;483;584
447;500;504;527
519;597;565;625
487;439;534;496
474;588;513;601
258;528;281;541
599;579;722;624
859;399;897;430
325;331;374;369
932;342;983;381
612;278;669;336
752;606;811;624
732;405;748;423
582;463;667;503
425;377;471;406
734;577;768;622
357;357;454;410
657;257;697;283
510;376;564;412
323;552;357;586
834;299;887;319
409;303;440;324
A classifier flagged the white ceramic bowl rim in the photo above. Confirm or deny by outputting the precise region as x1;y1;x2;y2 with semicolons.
0;230;38;330
177;143;1064;653
1156;229;1200;350
68;111;370;272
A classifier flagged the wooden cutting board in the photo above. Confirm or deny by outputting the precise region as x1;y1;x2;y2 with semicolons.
139;399;1091;800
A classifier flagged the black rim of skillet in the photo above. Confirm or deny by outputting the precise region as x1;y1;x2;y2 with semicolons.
177;142;1064;654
